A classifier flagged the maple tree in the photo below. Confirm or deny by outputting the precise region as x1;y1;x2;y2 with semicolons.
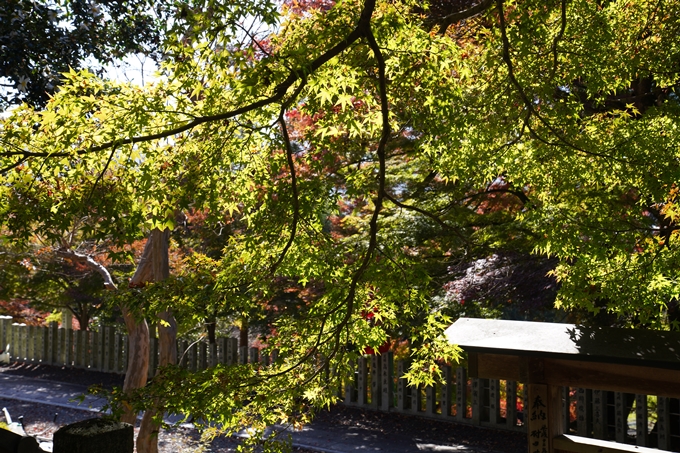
2;0;680;451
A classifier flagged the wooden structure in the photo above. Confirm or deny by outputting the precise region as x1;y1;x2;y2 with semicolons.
445;317;680;453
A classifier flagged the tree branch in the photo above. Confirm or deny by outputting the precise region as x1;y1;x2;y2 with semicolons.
56;248;117;290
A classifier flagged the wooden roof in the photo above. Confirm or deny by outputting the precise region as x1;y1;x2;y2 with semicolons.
445;317;680;370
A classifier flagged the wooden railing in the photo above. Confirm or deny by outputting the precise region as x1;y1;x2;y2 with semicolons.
2;316;678;450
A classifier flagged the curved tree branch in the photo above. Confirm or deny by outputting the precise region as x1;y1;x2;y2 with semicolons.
56;248;118;290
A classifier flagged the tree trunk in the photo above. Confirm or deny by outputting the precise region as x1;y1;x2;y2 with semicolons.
135;229;176;453
120;305;149;424
57;229;173;451
206;311;217;345
239;318;249;349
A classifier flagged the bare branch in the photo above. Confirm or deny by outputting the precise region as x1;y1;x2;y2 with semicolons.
430;0;495;35
56;248;117;290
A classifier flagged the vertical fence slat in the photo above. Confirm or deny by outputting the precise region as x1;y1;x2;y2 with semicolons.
614;392;628;443
12;324;21;362
380;352;393;411
20;324;28;362
506;380;517;429
105;327;114;372
345;358;356;405
217;338;226;364
41;325;49;364
65;327;73;367
0;316;12;350
412;385;423;414
191;342;199;371
226;338;237;365
209;343;217;367
370;355;381;409
123;335;129;373
248;347;258;366
440;365;452;418
576;388;592;437
489;379;500;425
396;360;408;412
593;389;607;439
471;378;481;425
27;325;35;363
455;366;467;422
636;394;648;446
426;385;436;416
74;330;83;368
657;396;671;451
95;326;101;370
113;332;122;373
357;356;368;406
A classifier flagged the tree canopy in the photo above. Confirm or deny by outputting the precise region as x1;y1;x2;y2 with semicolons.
2;0;680;448
0;0;166;109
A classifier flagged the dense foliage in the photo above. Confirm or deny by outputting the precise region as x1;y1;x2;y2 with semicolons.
0;0;166;109
2;0;680;449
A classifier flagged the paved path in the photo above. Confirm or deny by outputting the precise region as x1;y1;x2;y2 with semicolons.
0;374;503;453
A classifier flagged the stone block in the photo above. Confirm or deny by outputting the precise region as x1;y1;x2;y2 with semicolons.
53;418;133;453
0;429;45;453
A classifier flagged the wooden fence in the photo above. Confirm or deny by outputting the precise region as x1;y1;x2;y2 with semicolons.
2;316;679;450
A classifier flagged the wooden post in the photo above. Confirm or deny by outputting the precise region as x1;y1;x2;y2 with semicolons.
18;323;27;362
656;396;671;451
507;380;518;429
217;338;226;364
122;335;129;373
13;324;20;362
87;330;95;370
426;384;436;416
226;338;237;365
471;377;481;425
440;365;453;417
65;327;73;367
104;326;114;372
113;332;123;373
489;379;500;425
562;387;571;434
344;358;356;405
41;325;49;364
248;347;258;366
370;354;381;409
209;343;217;367
396;360;408;411
635;394;648;446
592;389;607;440
380;352;393;411
179;340;188;368
412;385;423;414
0;316;12;349
526;384;563;453
614;392;626;443
576;388;592;437
198;342;207;370
189;342;198;371
27;325;35;363
74;330;82;368
96;326;105;370
455;366;467;421
239;346;248;365
357;356;368;406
